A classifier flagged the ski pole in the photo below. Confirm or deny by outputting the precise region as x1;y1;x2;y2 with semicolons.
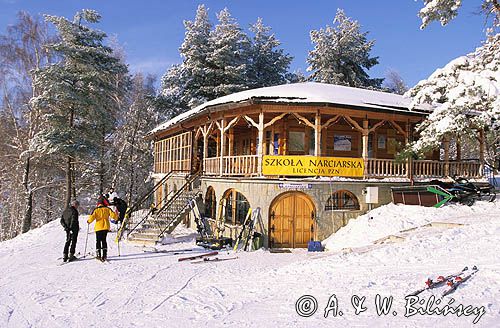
117;227;121;257
83;223;89;258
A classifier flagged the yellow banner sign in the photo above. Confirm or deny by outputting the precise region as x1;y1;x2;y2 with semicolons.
263;156;364;177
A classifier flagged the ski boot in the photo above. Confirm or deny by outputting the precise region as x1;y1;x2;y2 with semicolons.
63;254;69;263
102;249;107;262
96;249;102;261
68;253;77;262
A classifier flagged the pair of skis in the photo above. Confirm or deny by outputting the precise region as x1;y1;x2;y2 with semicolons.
407;266;478;297
177;251;237;263
233;207;262;252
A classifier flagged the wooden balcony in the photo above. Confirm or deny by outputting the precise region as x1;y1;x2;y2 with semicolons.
203;156;483;179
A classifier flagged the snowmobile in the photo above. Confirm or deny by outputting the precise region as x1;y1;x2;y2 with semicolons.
429;176;496;206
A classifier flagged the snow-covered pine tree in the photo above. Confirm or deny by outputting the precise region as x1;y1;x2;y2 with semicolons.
406;33;499;166
158;63;190;120
30;9;128;207
307;9;383;89
418;0;500;29
205;8;250;98
158;4;212;117
247;17;293;88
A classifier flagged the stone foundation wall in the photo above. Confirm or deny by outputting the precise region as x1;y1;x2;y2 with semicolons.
158;175;405;247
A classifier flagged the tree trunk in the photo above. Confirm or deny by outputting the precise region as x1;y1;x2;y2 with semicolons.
21;157;33;233
65;155;72;207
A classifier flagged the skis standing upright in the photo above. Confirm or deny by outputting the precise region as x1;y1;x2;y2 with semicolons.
242;207;262;251
233;208;252;251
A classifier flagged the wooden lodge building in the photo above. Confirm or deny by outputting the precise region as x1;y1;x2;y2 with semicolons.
145;82;484;248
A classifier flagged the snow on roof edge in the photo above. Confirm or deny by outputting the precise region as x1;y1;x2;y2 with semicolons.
149;82;432;137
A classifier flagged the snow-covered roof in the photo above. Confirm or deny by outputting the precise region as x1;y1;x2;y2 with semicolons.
150;82;432;136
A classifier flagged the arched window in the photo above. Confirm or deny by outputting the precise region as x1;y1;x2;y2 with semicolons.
223;189;250;225
325;190;360;211
205;187;216;219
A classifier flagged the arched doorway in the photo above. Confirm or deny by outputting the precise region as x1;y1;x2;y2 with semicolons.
269;192;315;248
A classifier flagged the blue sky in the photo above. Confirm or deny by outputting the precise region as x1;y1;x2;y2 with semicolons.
0;0;489;87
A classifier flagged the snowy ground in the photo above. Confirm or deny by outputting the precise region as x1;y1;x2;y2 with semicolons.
1;201;499;327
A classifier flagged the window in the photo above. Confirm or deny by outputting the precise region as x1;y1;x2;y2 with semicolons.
325;190;360;211
223;189;250;225
289;131;305;152
333;135;352;151
205;187;216;219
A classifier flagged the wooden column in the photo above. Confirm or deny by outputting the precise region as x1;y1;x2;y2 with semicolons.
456;137;461;161
228;128;234;156
362;119;369;178
257;112;264;176
406;121;413;183
314;111;321;157
443;136;450;176
219;118;225;177
479;129;485;175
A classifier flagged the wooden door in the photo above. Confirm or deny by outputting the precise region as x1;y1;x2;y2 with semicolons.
270;192;315;248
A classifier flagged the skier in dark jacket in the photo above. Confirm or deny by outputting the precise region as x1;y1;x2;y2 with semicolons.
113;197;128;224
60;200;80;262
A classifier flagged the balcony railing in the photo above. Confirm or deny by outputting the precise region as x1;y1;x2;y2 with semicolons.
365;159;407;177
203;157;220;176
223;155;258;176
413;160;445;179
449;161;481;177
202;156;482;179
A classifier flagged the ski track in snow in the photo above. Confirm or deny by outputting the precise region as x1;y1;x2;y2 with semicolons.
0;201;499;327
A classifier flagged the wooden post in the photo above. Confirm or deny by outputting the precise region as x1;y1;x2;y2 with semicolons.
443;136;450;176
228;128;234;157
362;119;369;178
406;121;413;184
479;129;485;176
314;111;321;157
456;136;461;161
257;112;264;176
219;118;225;177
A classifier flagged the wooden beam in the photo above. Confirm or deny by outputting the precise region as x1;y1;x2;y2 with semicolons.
201;121;215;137
243;115;259;129
224;115;241;132
195;127;202;140
344;116;364;133
263;112;287;129
388;120;408;138
321;114;341;130
368;120;387;134
292;113;315;129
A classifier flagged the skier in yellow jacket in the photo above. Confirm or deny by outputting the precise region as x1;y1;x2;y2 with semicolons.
87;196;118;261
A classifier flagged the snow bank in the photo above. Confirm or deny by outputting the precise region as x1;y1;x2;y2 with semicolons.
322;201;500;251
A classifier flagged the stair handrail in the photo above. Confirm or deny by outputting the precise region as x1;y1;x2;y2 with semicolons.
121;170;189;240
155;171;202;239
